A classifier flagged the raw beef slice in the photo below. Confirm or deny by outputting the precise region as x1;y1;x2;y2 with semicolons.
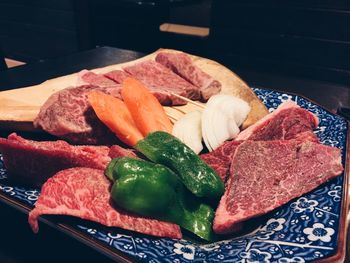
123;60;200;105
104;70;131;84
77;70;120;90
201;140;242;182
202;101;319;183
0;133;134;186
213;139;343;234
155;52;221;101
34;85;120;145
0;133;111;186
235;100;319;141
28;167;182;239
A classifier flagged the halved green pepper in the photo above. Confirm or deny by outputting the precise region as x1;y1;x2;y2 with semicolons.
106;157;215;241
135;131;224;202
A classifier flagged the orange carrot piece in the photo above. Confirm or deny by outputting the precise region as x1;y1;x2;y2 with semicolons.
88;91;144;146
121;78;173;136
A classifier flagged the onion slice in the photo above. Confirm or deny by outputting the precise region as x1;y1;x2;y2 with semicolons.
206;94;251;127
202;106;239;151
172;111;203;154
202;94;250;151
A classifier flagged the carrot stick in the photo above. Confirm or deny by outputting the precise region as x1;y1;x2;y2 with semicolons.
121;78;173;136
88;91;144;146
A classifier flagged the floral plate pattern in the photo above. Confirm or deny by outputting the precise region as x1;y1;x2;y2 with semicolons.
0;88;348;263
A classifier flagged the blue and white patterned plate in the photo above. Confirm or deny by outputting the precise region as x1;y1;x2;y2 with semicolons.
0;88;348;263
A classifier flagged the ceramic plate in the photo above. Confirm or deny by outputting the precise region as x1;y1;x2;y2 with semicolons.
0;88;348;262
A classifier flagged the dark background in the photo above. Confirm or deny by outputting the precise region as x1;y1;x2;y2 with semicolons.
1;0;350;83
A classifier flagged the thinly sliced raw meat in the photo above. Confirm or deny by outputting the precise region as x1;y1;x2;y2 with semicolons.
28;168;182;239
34;85;120;145
77;70;119;88
0;133;112;186
235;100;319;141
155;52;221;101
213;139;343;234
104;70;131;84
200;140;242;182
123;60;200;105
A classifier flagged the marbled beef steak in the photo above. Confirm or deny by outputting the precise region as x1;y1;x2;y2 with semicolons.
0;133;134;187
236;100;319;141
34;85;121;145
104;69;131;84
28;167;182;239
213;139;343;234
156;51;222;101
78;70;119;89
201;100;319;183
123;60;200;105
200;140;242;182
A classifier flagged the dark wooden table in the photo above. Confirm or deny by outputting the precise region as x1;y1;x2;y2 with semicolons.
0;46;349;263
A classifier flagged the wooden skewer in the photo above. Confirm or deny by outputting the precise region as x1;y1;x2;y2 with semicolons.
171;107;188;114
166;112;178;122
170;93;205;109
167;116;177;123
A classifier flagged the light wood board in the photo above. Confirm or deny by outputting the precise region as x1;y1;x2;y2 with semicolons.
0;49;268;132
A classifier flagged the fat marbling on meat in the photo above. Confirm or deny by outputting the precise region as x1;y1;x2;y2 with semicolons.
28;167;182;239
213;139;343;234
33;85;121;145
123;60;200;105
0;133;134;187
201;101;319;183
155;51;221;101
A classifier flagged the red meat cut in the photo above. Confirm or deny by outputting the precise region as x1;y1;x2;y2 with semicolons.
213;139;343;234
104;70;131;84
28;167;182;239
123;60;200;105
201;101;319;183
235;100;319;141
201;132;319;184
200;140;242;182
155;52;221;101
34;85;120;145
77;70;120;90
0;133;132;187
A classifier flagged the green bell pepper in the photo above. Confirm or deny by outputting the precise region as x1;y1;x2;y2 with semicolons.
135;131;224;202
106;157;215;241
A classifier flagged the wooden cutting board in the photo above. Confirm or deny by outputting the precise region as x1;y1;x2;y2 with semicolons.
0;49;268;132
